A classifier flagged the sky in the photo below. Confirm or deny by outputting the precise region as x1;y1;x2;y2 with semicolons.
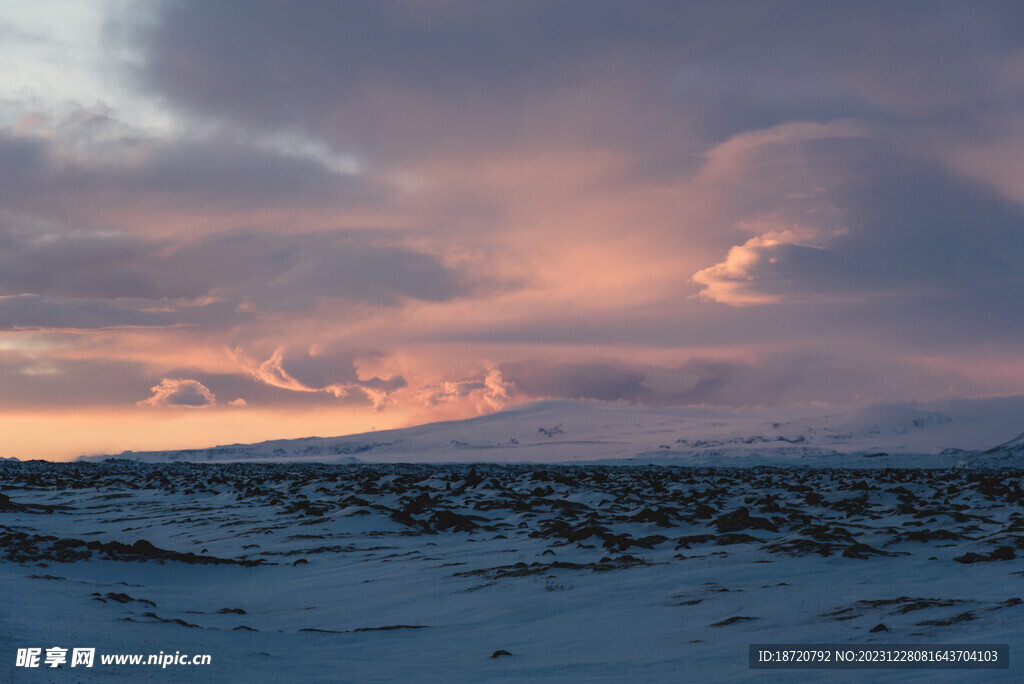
2;1;1024;460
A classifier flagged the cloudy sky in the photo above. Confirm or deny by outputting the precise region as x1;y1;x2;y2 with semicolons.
3;1;1024;459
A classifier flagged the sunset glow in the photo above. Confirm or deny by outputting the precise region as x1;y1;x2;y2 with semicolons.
3;2;1024;460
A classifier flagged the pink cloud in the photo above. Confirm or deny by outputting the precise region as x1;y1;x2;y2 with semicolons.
137;378;216;408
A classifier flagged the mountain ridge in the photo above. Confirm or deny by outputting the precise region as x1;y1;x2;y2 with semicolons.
78;396;1024;466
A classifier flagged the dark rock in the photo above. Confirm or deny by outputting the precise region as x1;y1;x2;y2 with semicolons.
713;507;777;533
431;510;481;533
711;616;758;627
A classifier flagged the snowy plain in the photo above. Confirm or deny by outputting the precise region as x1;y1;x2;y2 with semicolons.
2;398;1023;682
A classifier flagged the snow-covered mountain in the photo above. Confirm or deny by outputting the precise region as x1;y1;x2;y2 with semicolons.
81;396;1024;466
980;431;1024;461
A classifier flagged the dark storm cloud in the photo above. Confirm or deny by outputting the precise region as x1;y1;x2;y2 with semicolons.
0;107;474;324
501;354;981;408
133;1;1024;159
0;295;172;330
0;122;379;223
134;0;676;156
0;130;46;169
0;217;474;330
501;361;648;402
692;135;1024;318
109;139;371;206
499;358;784;406
176;229;471;309
126;0;1024;332
0;222;183;300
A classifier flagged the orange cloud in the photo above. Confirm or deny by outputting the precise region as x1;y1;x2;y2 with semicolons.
137;378;216;408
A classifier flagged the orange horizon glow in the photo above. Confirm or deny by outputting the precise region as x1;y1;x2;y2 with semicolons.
0;405;418;463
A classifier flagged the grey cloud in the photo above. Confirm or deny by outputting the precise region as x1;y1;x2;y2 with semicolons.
0;356;119;410
0;126;380;223
0;295;172;330
501;361;647;402
262;347;365;391
0;218;475;330
112;138;373;205
0;106;476;312
247;346;407;408
179;230;471;309
7;222;470;305
0;353;147;407
641;355;991;408
0;131;46;170
502;354;988;408
130;1;1024;160
0;222;183;300
693;138;1024;311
